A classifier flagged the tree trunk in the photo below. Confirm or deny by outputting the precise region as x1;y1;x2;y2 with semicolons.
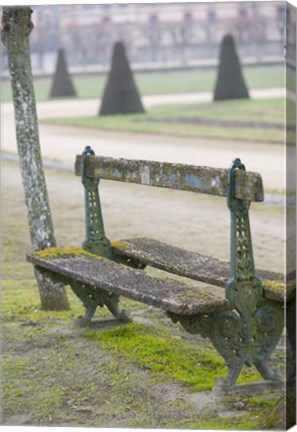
1;7;69;310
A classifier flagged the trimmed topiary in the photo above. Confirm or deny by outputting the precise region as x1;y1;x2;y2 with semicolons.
99;41;145;115
214;34;249;101
49;48;77;98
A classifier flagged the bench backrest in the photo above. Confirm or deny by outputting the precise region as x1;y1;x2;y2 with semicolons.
75;155;264;202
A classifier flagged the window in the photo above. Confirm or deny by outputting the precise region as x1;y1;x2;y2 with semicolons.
207;10;216;23
238;7;248;18
184;12;192;23
149;14;158;24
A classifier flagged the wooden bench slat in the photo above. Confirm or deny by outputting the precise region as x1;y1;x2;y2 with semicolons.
112;238;295;302
75;155;264;202
27;250;228;316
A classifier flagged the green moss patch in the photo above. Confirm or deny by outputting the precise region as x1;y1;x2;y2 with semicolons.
262;277;296;301
34;246;102;260
111;240;126;249
84;322;261;391
263;279;285;298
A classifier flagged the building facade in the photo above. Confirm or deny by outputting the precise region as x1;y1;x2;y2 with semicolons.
2;2;294;74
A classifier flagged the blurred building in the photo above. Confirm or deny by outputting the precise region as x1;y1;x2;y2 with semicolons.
1;2;295;75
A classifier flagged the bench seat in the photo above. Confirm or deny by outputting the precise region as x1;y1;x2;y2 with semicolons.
111;238;295;303
27;248;228;316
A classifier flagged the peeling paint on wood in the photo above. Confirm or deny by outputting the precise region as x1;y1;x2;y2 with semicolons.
75;155;264;202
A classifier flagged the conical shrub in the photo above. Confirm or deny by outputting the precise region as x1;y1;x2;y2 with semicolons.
49;48;77;98
214;34;249;101
99;41;145;115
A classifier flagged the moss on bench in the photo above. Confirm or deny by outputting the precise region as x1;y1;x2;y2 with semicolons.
34;246;103;260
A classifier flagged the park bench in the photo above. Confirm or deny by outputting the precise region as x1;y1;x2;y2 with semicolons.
27;146;295;389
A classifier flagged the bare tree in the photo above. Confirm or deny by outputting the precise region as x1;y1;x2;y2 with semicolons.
169;23;194;65
1;6;70;310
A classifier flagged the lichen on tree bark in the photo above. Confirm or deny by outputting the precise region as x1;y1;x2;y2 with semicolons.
1;7;69;310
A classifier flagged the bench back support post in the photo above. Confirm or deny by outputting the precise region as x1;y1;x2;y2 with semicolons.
226;158;261;305
81;146;112;258
207;159;284;388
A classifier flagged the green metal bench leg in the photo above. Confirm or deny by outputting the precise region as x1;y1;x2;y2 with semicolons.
170;302;283;389
213;159;284;388
70;279;128;323
169;159;284;389
104;298;129;320
206;302;283;388
70;280;98;323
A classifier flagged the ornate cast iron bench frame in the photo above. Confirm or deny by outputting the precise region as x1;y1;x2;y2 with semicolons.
28;146;295;389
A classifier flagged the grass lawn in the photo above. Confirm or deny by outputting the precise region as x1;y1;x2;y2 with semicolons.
1;64;285;103
43;98;290;144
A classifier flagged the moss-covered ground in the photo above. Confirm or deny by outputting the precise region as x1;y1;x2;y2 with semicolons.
1;161;286;428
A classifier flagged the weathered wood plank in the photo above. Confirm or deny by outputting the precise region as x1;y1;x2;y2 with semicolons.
75;155;264;202
112;238;295;302
27;249;228;316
